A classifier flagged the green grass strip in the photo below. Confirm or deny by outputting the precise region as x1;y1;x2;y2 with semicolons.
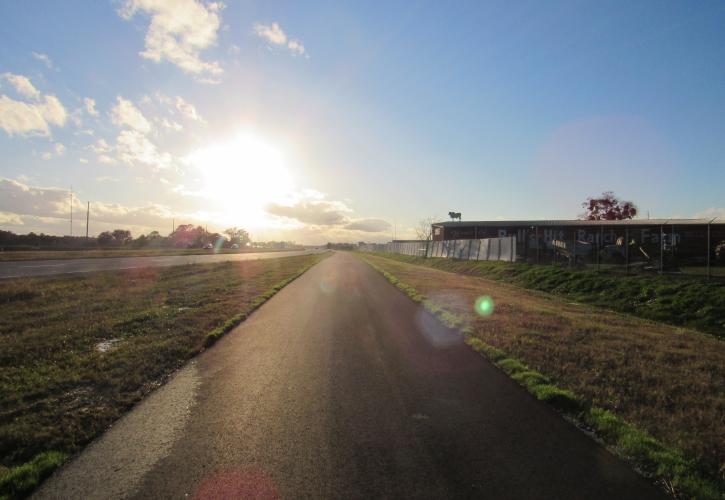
359;254;721;500
0;451;68;500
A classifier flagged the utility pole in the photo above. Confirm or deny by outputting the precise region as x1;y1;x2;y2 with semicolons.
85;202;90;239
69;187;73;237
172;218;175;234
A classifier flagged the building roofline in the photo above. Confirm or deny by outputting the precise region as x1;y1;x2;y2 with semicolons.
433;218;723;227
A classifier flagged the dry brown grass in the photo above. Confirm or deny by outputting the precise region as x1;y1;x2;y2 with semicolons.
362;254;725;485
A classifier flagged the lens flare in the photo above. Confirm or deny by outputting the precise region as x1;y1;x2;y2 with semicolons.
474;295;495;316
214;237;224;253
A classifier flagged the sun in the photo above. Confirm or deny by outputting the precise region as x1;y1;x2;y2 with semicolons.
186;132;294;225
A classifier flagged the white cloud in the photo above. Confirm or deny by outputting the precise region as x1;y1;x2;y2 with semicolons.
155;93;203;121
119;0;224;82
0;93;67;136
88;134;171;169
266;191;391;239
267;199;350;225
266;189;354;227
79;157;89;164
31;52;54;69
0;211;23;225
0;178;72;217
174;96;202;121
84;97;98;116
115;129;171;169
344;218;391;233
89;138;112;154
2;73;41;100
158;117;183;131
98;154;117;165
253;22;306;56
287;39;305;56
41;96;67;125
69;108;84;127
40;142;66;161
254;22;287;45
110;96;152;133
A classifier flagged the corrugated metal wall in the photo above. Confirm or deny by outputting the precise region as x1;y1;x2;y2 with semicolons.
360;236;517;262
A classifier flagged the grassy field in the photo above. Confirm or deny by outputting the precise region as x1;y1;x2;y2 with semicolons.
0;252;327;498
0;247;298;262
366;253;725;339
358;253;724;498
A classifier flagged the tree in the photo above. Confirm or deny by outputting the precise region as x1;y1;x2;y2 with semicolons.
581;192;637;220
224;227;250;247
97;231;114;247
111;229;132;245
132;234;148;248
170;224;204;248
415;216;437;241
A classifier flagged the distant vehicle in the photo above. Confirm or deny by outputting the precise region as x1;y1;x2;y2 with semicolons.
231;243;240;249
203;243;213;250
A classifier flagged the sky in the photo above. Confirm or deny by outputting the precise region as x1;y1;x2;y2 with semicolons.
1;0;724;244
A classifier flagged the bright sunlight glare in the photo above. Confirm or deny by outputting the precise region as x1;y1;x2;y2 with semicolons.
186;132;294;225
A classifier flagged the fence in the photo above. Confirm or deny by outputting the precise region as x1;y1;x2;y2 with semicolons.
360;228;725;277
514;226;725;278
359;236;517;262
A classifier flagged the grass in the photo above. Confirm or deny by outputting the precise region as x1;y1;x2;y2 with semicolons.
358;253;724;499
0;452;67;500
363;253;725;338
0;247;299;262
0;252;327;499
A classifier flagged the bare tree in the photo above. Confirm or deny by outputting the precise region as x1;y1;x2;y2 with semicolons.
415;216;437;241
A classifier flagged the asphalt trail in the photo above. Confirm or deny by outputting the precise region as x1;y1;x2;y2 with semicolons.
0;250;316;279
35;252;664;499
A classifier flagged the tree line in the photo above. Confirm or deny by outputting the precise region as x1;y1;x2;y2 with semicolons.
0;225;253;250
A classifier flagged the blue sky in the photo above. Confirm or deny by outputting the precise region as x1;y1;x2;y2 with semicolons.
1;1;724;243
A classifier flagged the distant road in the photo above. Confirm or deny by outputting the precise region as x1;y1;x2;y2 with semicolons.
0;250;318;279
35;252;663;499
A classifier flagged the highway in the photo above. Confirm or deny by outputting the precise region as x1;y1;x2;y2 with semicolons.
0;250;317;279
34;252;664;499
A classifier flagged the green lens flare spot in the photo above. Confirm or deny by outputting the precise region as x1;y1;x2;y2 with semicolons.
475;295;495;316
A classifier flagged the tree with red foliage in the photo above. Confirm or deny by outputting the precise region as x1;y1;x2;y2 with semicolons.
581;191;637;220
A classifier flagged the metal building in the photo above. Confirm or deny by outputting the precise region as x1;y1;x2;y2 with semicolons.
431;219;725;272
